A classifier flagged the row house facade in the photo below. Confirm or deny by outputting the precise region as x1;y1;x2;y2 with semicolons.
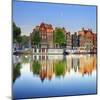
72;32;80;49
31;23;97;51
39;23;54;48
93;33;97;49
66;32;72;49
31;23;54;52
78;28;97;51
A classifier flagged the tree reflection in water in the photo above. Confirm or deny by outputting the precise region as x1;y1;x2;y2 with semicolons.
32;60;41;75
13;63;21;83
13;54;96;83
54;60;66;77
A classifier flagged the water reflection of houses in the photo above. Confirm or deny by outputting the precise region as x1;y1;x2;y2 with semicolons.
72;57;79;72
39;59;54;81
33;55;54;82
31;55;96;82
78;55;96;75
66;56;72;73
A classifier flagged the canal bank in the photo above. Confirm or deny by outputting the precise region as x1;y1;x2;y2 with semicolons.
13;48;97;55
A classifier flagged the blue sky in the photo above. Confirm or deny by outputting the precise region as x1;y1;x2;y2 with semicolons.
13;1;97;36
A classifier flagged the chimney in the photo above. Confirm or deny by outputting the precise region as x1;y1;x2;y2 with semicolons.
82;27;84;31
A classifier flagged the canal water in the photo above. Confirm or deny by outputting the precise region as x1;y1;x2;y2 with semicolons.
12;54;97;99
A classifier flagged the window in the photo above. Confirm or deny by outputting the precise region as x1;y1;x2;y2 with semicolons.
42;35;47;39
39;49;41;52
34;48;36;52
42;48;45;52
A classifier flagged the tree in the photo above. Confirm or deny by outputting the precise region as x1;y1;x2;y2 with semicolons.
32;60;41;75
54;60;66;77
21;35;29;46
32;30;41;47
16;36;22;43
13;63;21;83
13;22;21;42
54;28;66;47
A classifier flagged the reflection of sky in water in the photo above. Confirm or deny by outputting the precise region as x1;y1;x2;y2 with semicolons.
13;54;97;99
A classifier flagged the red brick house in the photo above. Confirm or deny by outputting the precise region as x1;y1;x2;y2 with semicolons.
78;28;96;51
39;23;54;49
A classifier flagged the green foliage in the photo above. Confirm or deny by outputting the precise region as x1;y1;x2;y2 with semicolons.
54;28;66;46
13;63;21;83
32;30;41;46
13;22;21;42
21;35;29;45
16;36;22;43
54;60;66;76
32;60;41;75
